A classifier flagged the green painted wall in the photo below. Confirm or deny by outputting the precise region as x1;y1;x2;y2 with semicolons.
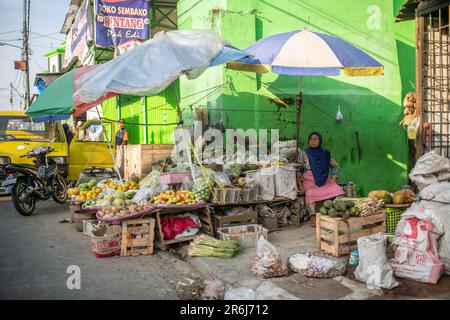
101;86;179;145
178;0;416;196
146;84;179;144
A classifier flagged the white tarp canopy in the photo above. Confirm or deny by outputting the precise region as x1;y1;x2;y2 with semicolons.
73;29;227;104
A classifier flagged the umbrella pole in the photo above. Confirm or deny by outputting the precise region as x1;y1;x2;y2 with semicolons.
296;77;303;162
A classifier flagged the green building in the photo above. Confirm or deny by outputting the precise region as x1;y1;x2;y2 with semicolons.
174;0;416;195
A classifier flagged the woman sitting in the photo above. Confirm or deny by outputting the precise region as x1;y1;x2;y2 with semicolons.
299;132;344;226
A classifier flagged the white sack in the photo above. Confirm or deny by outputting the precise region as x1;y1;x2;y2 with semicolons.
418;182;450;275
354;233;399;289
390;200;445;284
409;151;450;190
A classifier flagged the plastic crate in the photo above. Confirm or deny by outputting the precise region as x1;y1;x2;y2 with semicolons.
223;188;237;204
212;188;223;204
217;224;268;248
385;207;406;234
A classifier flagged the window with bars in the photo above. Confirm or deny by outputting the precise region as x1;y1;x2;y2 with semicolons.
421;5;450;157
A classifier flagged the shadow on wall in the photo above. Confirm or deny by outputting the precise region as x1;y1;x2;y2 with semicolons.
202;75;408;194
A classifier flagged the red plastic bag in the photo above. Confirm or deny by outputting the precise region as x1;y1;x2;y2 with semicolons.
161;215;197;240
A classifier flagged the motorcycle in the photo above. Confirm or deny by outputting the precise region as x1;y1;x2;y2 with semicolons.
2;146;68;216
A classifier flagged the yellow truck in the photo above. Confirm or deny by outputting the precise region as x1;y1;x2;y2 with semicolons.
0;111;117;193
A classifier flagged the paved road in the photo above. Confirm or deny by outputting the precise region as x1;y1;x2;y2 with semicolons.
0;197;202;300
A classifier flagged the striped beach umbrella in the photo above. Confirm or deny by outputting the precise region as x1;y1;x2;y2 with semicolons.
228;28;384;156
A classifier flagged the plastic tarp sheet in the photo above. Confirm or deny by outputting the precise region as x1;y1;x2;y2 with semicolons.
73;29;225;105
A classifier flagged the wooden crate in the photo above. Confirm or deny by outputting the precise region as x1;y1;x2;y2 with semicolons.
316;211;386;257
121;218;155;256
260;215;278;232
154;206;214;250
116;144;174;180
214;210;258;229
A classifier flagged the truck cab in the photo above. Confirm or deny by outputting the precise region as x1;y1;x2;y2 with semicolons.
68;119;117;181
0;111;117;193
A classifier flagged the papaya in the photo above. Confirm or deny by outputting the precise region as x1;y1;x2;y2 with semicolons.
393;194;405;205
394;189;415;204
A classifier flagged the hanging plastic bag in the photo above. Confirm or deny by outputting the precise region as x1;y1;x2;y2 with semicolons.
336;105;344;122
140;170;161;189
252;236;288;278
407;117;420;140
181;176;194;191
354;233;399;289
213;171;232;187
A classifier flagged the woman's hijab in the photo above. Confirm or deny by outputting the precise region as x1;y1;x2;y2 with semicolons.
305;132;331;187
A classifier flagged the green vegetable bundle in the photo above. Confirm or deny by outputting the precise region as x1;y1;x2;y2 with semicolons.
188;235;241;258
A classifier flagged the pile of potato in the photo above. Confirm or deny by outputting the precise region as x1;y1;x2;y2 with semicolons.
97;201;153;219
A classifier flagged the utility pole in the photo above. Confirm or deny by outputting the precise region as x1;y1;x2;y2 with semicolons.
22;0;30;109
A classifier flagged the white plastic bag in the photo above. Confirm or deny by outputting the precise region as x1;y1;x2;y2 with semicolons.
181;176;194;191
288;253;346;278
355;233;399;289
140;170;161;189
224;287;255;300
246;168;275;201
336;105;344;121
407;117;420;139
252;236;288;278
274;166;297;200
213;171;232;186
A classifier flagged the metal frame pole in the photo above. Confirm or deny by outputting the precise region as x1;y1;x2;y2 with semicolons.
296;77;303;162
96;106;122;181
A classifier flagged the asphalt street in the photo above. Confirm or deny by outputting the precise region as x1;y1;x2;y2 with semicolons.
0;197;202;300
